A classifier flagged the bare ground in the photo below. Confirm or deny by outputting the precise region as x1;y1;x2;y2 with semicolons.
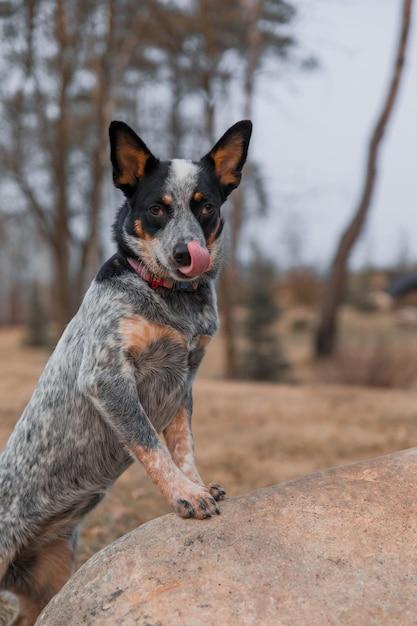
1;327;417;567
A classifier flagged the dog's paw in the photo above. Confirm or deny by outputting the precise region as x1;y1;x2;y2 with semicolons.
174;488;220;520
208;483;226;501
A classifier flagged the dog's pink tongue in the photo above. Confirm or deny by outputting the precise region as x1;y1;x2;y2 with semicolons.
179;240;211;277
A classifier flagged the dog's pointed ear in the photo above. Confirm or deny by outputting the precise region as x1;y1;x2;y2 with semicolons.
109;121;159;195
202;120;252;196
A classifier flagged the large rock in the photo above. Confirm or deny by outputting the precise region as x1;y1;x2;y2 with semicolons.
38;449;417;626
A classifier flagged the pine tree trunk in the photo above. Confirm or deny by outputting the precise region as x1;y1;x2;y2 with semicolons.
315;0;413;358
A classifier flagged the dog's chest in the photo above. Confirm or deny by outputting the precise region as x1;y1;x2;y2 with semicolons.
120;306;216;431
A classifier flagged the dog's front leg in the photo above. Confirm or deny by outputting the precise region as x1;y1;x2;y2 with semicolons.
78;362;220;519
164;404;226;502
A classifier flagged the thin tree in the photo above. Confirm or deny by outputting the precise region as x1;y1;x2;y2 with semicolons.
315;0;414;357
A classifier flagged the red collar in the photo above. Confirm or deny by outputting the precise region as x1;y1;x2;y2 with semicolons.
127;257;173;289
127;257;197;291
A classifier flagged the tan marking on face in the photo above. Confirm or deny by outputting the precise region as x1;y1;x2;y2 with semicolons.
134;238;168;278
193;191;204;202
120;315;186;354
115;139;150;186
210;134;244;185
134;219;152;240
206;218;221;249
133;239;172;281
161;194;172;205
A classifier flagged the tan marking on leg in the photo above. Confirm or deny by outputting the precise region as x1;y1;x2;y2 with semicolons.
120;315;186;354
131;443;186;502
130;442;219;519
12;595;42;626
32;539;73;595
12;539;73;626
164;407;202;485
35;515;78;547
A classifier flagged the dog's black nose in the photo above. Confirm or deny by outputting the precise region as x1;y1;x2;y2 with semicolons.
173;243;191;266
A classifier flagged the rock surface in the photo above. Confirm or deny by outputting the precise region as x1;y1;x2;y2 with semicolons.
37;448;417;626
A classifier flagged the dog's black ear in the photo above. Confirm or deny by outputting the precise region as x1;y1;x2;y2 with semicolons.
109;121;159;195
202;120;252;197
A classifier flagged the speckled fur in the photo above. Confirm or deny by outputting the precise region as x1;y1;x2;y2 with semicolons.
0;119;251;624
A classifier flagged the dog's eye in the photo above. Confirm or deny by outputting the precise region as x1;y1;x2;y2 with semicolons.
201;203;215;217
148;205;165;218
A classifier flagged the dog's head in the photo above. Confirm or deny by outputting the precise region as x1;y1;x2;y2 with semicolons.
110;120;252;282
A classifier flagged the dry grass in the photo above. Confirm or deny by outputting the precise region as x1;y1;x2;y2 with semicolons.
1;326;417;568
319;339;417;389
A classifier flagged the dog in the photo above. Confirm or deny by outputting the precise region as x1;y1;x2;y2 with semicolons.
0;119;252;624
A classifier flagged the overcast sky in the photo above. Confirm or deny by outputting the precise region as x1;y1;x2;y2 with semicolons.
241;0;417;269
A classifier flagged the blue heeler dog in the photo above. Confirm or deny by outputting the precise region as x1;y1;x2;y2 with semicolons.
0;119;252;624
